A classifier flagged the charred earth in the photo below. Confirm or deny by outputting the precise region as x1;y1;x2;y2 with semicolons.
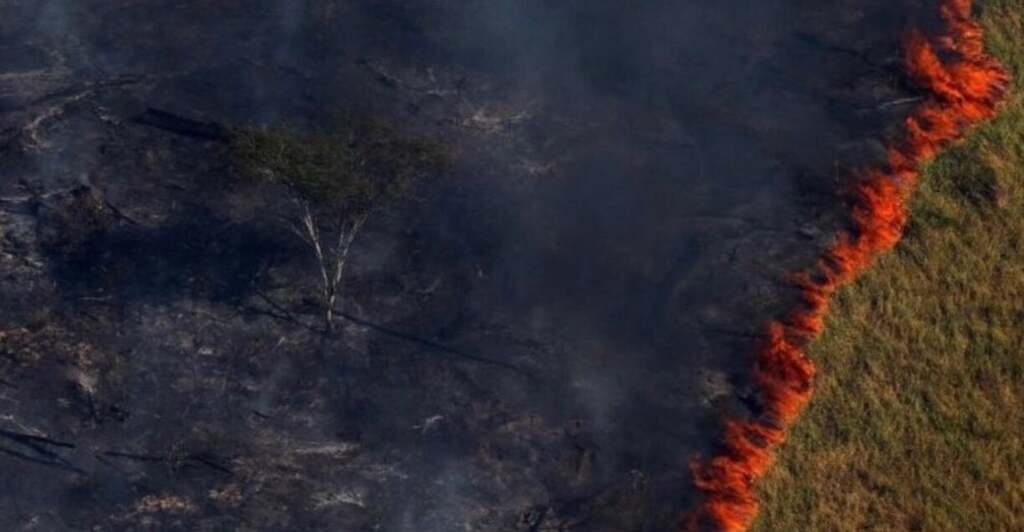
0;1;943;530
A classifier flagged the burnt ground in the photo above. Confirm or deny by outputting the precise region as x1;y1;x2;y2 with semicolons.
0;1;933;530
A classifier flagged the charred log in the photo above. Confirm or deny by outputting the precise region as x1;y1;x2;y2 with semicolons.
134;108;228;141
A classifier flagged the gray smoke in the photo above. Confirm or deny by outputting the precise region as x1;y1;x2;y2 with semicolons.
0;0;919;529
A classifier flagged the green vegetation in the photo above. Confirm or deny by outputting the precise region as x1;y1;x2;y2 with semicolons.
755;3;1024;530
231;115;450;216
231;114;450;330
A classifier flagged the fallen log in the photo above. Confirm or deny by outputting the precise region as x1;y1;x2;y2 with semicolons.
134;108;228;141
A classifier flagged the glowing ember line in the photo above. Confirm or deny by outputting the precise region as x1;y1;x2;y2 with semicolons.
683;1;1008;530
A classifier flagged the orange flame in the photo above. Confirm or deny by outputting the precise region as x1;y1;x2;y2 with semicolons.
684;2;1008;530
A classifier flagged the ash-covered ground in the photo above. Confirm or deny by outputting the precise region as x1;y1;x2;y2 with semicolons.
0;1;928;530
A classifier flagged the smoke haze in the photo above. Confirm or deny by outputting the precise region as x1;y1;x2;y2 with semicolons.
0;1;927;529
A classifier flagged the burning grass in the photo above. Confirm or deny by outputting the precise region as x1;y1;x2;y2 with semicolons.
683;0;1015;529
754;1;1024;530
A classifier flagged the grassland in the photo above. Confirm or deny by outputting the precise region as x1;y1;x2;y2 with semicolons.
753;2;1024;530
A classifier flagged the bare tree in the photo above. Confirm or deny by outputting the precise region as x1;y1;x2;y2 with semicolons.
231;115;450;332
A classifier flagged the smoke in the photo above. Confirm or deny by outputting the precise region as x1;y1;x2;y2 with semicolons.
2;0;991;529
685;1;1009;529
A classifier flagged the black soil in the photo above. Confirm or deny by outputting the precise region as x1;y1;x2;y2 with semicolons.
0;1;928;530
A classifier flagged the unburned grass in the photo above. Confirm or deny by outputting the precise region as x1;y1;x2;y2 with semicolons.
754;2;1024;530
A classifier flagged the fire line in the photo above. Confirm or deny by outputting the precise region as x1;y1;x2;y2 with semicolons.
682;1;1009;530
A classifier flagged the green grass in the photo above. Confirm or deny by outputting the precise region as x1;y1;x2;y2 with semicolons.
754;3;1024;531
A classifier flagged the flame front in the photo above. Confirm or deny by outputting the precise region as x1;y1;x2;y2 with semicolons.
683;1;1009;530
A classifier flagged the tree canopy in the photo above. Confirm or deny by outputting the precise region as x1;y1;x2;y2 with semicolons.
230;115;451;215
